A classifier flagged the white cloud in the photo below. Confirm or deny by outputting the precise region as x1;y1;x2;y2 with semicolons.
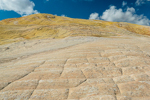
100;6;150;25
89;12;99;20
135;0;150;6
89;6;150;26
122;1;127;7
0;0;39;16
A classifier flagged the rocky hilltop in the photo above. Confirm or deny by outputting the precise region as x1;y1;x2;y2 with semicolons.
0;14;150;100
0;13;150;45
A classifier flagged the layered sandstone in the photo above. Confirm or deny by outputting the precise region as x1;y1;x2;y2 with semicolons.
0;13;150;45
0;14;150;100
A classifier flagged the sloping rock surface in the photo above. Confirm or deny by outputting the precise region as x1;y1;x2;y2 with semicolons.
0;13;150;45
0;14;150;100
0;35;150;100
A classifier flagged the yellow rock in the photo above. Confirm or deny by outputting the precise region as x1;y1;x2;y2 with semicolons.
0;14;150;100
0;13;150;45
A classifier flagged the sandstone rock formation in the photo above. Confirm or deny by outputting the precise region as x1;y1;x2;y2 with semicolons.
0;13;150;45
0;14;150;100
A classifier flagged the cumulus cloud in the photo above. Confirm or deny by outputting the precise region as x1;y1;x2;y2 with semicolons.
135;0;150;6
122;1;127;7
0;0;39;16
89;6;150;26
89;12;99;20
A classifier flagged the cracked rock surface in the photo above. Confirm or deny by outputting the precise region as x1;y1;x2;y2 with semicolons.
0;36;150;100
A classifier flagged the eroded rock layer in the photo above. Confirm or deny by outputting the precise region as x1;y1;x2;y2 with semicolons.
0;14;150;45
0;35;150;100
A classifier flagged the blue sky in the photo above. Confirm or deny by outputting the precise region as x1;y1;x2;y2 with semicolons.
0;0;150;25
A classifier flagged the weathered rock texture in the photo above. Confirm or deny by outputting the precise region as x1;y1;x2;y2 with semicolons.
0;13;150;45
0;14;150;100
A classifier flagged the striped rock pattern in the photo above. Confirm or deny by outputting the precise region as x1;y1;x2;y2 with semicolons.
0;36;150;100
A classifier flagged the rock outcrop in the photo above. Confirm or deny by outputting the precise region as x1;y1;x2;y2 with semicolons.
0;13;150;45
0;14;150;100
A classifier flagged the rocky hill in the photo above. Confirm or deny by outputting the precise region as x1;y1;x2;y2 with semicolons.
0;14;150;100
0;13;150;45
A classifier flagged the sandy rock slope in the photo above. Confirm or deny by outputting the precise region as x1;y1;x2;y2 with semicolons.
0;35;150;100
